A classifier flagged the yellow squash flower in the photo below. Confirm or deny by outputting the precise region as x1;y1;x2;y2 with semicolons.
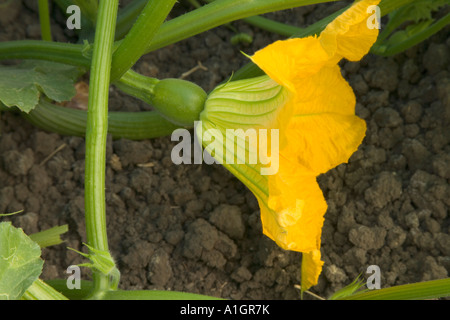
197;0;380;292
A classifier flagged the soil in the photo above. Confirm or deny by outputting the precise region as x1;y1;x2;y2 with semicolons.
0;0;449;300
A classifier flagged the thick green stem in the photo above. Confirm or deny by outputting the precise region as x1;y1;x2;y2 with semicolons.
0;40;90;67
29;225;69;248
199;0;303;37
38;0;53;41
114;69;159;104
243;15;303;37
19;99;180;140
144;0;334;54
110;0;177;82
115;0;147;40
0;0;433;69
84;0;119;297
0;0;352;68
22;279;68;300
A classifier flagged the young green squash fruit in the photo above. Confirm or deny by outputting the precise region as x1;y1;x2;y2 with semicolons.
150;78;207;127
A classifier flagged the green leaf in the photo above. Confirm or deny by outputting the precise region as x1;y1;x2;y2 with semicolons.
103;289;223;300
392;0;449;23
0;222;44;300
329;274;368;300
373;0;450;56
68;243;121;290
383;0;448;37
337;278;450;300
0;60;82;113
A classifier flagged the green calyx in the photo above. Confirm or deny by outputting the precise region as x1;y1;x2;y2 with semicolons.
199;75;290;130
69;243;120;291
195;75;291;201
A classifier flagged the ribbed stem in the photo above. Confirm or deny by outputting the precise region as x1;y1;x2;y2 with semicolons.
114;69;159;105
110;0;177;82
144;0;334;53
84;0;119;297
0;40;89;67
20;99;179;140
115;0;147;40
22;279;68;300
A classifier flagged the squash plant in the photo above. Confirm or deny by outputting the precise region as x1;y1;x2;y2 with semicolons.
0;0;449;300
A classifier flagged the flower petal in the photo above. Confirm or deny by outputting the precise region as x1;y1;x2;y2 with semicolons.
251;37;329;93
260;172;327;252
285;112;366;175
201;75;291;130
272;64;357;137
198;0;379;293
301;249;324;292
320;0;381;61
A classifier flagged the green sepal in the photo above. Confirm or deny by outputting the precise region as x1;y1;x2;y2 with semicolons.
196;75;290;200
68;243;120;290
199;75;290;130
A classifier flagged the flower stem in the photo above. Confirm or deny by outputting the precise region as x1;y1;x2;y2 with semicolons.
199;0;303;37
115;0;147;40
38;0;53;41
29;225;69;248
243;15;303;37
143;0;334;54
110;0;177;82
22;279;68;300
114;69;159;104
0;40;89;67
0;0;333;68
84;0;119;297
20;98;180;140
